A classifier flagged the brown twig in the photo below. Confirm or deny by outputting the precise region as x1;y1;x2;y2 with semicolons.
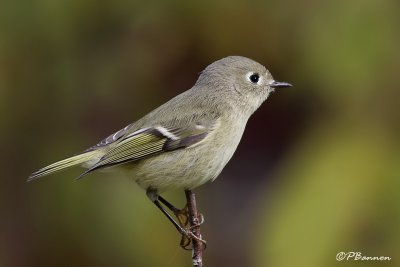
185;190;203;267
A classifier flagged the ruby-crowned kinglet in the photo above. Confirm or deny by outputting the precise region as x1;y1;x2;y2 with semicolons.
29;56;291;243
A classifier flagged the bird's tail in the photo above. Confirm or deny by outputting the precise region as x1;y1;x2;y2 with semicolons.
28;150;102;181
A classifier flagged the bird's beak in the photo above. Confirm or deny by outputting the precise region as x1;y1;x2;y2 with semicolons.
269;81;293;88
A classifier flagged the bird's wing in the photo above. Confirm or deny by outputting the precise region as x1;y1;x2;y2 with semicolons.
79;118;219;177
84;123;136;152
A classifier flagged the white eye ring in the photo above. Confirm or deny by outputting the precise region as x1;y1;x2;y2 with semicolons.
246;72;263;85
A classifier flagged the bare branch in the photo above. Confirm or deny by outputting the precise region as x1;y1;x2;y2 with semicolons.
185;190;204;267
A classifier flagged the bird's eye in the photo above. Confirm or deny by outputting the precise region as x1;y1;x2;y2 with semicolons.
250;73;259;83
248;73;260;84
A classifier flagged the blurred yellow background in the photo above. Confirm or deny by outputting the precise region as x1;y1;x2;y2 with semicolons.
1;0;399;266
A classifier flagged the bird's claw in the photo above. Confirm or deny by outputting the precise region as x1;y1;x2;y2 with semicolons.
174;205;190;227
178;212;207;250
174;205;205;228
180;229;207;250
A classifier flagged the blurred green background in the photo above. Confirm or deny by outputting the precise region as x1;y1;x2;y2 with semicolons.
1;0;399;266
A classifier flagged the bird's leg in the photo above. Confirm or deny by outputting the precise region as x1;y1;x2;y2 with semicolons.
158;196;207;249
146;188;187;233
146;188;205;249
157;196;205;228
158;195;190;227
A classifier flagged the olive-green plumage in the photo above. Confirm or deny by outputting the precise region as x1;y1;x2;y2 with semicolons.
29;56;292;193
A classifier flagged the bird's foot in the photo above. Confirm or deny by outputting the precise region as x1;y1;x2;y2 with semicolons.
174;205;205;226
174;204;190;227
179;213;206;250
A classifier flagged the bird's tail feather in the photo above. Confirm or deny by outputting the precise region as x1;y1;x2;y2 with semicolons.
28;150;102;181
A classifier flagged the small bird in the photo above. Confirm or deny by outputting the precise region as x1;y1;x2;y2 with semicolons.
29;56;291;246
